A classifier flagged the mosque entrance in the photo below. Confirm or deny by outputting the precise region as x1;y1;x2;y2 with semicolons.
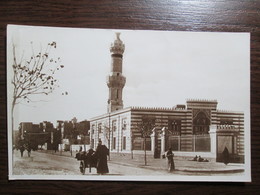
192;110;211;152
216;133;242;163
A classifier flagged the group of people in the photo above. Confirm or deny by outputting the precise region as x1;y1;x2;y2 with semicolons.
75;145;231;175
76;140;109;175
191;155;209;162
17;140;31;158
191;147;230;165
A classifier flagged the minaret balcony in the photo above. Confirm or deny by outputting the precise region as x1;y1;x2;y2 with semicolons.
106;75;126;87
110;47;125;55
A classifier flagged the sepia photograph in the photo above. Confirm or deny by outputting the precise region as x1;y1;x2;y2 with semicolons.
7;25;251;182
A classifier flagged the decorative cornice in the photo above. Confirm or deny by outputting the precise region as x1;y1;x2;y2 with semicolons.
130;106;186;111
186;98;218;103
217;109;244;114
217;124;236;129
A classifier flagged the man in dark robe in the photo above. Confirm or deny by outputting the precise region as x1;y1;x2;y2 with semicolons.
95;140;109;174
166;147;175;172
222;147;230;165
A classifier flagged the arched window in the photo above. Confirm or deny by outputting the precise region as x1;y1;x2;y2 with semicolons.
168;119;181;135
193;111;210;134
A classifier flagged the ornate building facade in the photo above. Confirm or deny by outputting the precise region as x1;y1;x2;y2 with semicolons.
89;33;245;163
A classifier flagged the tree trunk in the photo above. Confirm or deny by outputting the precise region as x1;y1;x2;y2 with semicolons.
11;97;17;142
108;132;110;161
11;98;15;132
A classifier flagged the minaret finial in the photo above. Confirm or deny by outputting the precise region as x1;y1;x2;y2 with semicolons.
110;32;125;54
116;32;121;41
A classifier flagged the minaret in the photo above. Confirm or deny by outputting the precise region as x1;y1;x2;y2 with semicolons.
107;33;126;113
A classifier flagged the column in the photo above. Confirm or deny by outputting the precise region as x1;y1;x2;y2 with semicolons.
151;128;156;153
161;127;166;158
209;125;217;160
178;135;181;151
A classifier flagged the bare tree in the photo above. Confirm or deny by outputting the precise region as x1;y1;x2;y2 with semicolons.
11;41;64;132
130;129;134;159
136;115;156;166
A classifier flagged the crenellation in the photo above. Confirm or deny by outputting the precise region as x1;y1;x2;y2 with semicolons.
187;98;218;102
217;124;236;129
217;109;244;113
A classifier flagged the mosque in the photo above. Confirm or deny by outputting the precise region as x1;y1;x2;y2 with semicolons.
89;33;244;163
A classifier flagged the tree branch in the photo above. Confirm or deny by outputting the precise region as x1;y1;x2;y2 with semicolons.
11;41;62;105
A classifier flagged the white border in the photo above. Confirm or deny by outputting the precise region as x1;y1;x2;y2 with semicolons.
7;25;251;182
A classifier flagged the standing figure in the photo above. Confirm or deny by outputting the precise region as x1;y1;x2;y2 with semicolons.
20;144;25;157
86;148;95;173
95;140;109;175
222;147;230;165
76;146;87;175
166;147;175;172
19;140;25;157
26;143;32;157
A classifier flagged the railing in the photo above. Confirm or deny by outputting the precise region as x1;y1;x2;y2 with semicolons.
168;134;210;152
133;138;151;151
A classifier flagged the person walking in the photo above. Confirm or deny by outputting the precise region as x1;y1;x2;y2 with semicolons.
95;140;109;175
166;147;175;172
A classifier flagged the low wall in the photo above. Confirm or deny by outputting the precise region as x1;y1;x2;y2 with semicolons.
110;150;153;155
172;151;216;161
59;144;90;152
110;150;216;161
71;144;90;152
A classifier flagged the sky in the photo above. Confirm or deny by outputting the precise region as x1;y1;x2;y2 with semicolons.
7;25;250;130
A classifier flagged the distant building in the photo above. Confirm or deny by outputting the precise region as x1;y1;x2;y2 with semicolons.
77;120;90;136
90;33;245;163
19;119;90;150
56;119;90;146
19;122;49;150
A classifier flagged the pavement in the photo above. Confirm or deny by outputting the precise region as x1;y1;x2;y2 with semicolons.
38;150;245;174
110;153;245;174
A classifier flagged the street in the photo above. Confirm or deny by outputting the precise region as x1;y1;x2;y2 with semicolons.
12;149;245;179
12;150;171;176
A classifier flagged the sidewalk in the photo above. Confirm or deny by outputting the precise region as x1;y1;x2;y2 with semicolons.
39;150;245;174
109;153;245;174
